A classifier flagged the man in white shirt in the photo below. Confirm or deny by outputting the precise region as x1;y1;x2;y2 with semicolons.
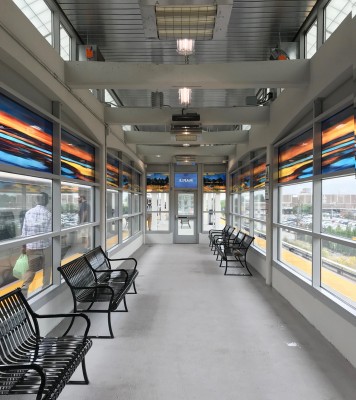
21;192;52;298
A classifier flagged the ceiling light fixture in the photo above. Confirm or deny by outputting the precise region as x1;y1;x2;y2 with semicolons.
177;39;195;55
178;87;192;106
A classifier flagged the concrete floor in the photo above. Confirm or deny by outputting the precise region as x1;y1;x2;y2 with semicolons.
57;244;356;400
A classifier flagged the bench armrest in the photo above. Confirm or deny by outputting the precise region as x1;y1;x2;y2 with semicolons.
107;256;137;271
34;312;91;338
209;229;222;234
94;268;129;279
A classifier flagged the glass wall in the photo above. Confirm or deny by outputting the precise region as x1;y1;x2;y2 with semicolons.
13;0;53;45
106;154;142;247
60;23;71;60
60;182;94;263
305;19;317;58
276;104;356;309
146;172;169;231
12;0;77;61
202;172;226;231
324;0;353;41
0;90;102;299
60;130;96;264
230;155;266;252
0;174;53;298
301;0;353;60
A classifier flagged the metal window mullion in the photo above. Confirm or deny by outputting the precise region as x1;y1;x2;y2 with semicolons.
272;145;280;265
312;99;322;288
52;8;60;53
312;180;322;288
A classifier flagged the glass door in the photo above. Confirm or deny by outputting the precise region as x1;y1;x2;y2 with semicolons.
174;191;197;243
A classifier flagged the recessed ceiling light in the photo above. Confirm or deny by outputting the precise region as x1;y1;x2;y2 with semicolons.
178;87;192;106
156;154;161;158
177;39;195;55
182;143;190;147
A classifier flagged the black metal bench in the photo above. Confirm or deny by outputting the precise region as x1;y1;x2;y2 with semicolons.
84;246;138;295
208;224;228;248
0;288;92;400
211;225;235;255
58;255;133;338
216;230;246;263
217;234;255;276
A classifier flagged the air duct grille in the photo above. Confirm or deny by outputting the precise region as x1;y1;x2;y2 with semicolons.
155;5;217;40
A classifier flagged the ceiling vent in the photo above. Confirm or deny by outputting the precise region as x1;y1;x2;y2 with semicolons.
175;155;196;165
174;134;199;142
172;113;200;122
171;123;202;133
140;0;233;40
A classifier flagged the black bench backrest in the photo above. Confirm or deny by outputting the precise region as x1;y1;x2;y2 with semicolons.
59;256;98;302
85;247;110;272
0;289;38;365
239;235;255;255
225;226;235;239
209;224;228;238
233;230;246;246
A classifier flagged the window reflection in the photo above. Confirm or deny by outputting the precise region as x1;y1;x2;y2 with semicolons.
203;193;226;231
106;220;119;250
279;228;312;281
61;183;93;228
321;240;356;308
254;190;266;220
0;173;52;243
279;183;313;230
146;193;169;231
0;241;52;299
61;229;93;265
107;190;119;219
240;192;250;217
322;176;356;239
122;192;131;215
254;221;266;251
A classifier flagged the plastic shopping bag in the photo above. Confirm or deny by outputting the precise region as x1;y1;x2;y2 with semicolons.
13;254;29;279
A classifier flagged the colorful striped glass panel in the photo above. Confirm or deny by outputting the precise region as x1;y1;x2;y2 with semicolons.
278;129;313;183
0;93;53;172
253;158;266;189
61;130;95;182
122;163;132;190
321;106;354;174
239;166;250;191
107;153;119;188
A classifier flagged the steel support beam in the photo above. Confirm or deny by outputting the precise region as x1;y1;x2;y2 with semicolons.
105;106;269;125
65;60;310;90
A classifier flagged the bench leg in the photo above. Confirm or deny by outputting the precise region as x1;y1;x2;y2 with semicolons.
123;296;128;311
62;315;75;336
68;358;90;384
224;255;253;276
108;310;114;338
